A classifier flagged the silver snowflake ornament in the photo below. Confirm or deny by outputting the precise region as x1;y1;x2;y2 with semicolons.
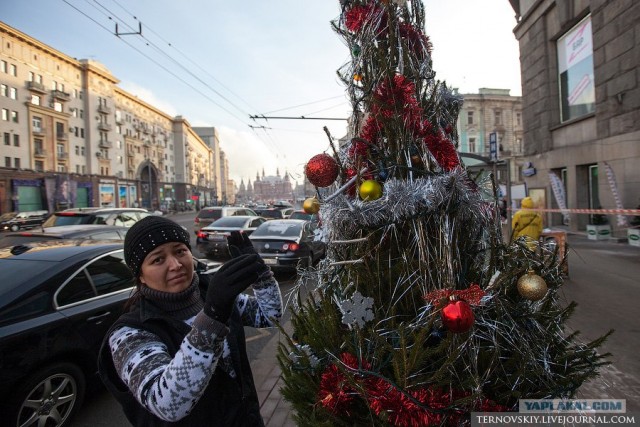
338;291;375;329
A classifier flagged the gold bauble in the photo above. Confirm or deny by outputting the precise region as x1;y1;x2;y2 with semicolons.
303;197;320;214
517;269;548;301
359;180;383;201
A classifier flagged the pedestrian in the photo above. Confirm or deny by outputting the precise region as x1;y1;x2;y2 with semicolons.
98;215;282;426
511;196;543;250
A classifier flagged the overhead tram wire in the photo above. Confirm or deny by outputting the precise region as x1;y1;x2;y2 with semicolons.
86;0;290;162
109;0;260;114
261;95;346;115
66;0;246;125
90;0;250;119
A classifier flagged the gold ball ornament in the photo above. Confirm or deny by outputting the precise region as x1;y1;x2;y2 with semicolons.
303;197;320;214
517;269;548;301
359;180;383;201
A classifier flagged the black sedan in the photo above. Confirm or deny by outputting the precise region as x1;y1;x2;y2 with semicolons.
249;219;326;271
196;215;266;260
0;224;129;248
0;240;135;427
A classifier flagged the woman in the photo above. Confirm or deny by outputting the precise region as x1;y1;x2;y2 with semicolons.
99;215;282;426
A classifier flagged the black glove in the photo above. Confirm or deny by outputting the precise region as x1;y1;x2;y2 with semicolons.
227;231;257;258
204;254;263;322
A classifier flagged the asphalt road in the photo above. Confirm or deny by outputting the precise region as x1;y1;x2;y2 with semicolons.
70;215;640;424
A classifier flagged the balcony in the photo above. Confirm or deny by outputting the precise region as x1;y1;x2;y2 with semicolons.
56;132;68;141
51;90;70;101
26;81;47;93
34;148;47;158
143;139;152;147
98;105;112;115
127;151;135;158
57;152;69;160
99;139;113;148
98;122;112;131
32;127;46;136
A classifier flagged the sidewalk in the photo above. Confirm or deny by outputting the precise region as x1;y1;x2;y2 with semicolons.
253;318;296;427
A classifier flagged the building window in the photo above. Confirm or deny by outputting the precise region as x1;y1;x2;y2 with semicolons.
11;111;18;123
5;157;10;167
13;134;19;147
10;64;17;76
1;84;6;97
80;128;85;138
467;111;474;125
494;110;502;125
35;160;44;172
76;165;81;173
3;133;9;145
2;109;7;121
558;15;595;122
10;87;17;99
53;101;63;112
79;109;84;118
31;94;41;105
516;112;522;126
81;146;85;155
0;60;6;73
468;137;476;153
57;165;66;172
14;158;20;168
33;117;42;132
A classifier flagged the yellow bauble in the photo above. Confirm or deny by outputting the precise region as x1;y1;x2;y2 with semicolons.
303;197;320;214
359;180;383;201
517;269;548;301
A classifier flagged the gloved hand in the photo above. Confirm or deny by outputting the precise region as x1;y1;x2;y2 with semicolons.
204;254;263;322
227;231;257;258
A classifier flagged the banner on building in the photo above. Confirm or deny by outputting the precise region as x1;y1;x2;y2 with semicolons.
603;162;627;227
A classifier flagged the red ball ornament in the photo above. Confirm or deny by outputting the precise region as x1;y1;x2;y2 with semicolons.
440;297;474;333
305;154;339;187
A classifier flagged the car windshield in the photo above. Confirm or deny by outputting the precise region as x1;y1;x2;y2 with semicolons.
0;259;56;299
290;212;313;221
42;213;92;227
209;216;248;227
198;210;222;219
252;221;302;237
261;210;283;219
0;213;16;221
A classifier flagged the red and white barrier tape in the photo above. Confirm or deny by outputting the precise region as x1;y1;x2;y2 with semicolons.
507;207;640;215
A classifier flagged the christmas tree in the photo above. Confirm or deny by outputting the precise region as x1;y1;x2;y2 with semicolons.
278;1;611;425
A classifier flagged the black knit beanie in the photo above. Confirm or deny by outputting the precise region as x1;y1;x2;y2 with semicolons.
124;215;191;278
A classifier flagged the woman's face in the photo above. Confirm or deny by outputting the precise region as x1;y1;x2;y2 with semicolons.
139;242;194;293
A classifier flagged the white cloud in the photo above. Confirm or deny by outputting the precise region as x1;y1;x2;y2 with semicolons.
118;81;179;117
217;126;279;185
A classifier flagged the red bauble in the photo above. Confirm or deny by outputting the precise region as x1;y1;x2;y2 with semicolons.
440;298;474;333
305;154;339;187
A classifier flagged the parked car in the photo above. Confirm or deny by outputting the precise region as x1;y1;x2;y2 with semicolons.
42;207;151;228
196;215;266;259
0;224;129;248
259;208;286;220
0;241;135;427
289;210;319;223
193;206;258;235
249;219;326;271
0;210;49;232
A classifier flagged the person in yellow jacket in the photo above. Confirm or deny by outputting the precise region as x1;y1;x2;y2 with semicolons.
512;196;543;249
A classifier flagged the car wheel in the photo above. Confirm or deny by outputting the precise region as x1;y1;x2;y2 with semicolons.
10;224;20;232
6;362;86;427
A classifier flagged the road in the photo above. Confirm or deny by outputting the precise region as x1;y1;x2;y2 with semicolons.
70;215;640;424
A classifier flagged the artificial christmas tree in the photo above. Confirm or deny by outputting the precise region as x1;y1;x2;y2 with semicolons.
277;1;611;425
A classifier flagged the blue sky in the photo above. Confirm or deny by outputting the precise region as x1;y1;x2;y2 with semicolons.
1;0;521;185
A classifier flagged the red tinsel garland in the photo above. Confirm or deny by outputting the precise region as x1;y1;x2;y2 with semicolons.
318;352;370;416
424;283;486;308
345;3;386;34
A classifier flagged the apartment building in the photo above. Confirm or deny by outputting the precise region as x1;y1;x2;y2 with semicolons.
457;88;524;186
0;21;227;213
509;0;640;233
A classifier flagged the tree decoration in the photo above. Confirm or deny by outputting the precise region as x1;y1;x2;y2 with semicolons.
338;290;374;329
305;153;339;187
303;197;320;214
440;296;475;334
278;1;611;424
517;269;548;301
359;179;383;201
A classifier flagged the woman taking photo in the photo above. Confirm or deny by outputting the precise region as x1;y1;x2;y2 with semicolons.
99;215;282;426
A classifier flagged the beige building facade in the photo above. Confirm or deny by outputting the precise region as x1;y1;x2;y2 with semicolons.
0;21;229;213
